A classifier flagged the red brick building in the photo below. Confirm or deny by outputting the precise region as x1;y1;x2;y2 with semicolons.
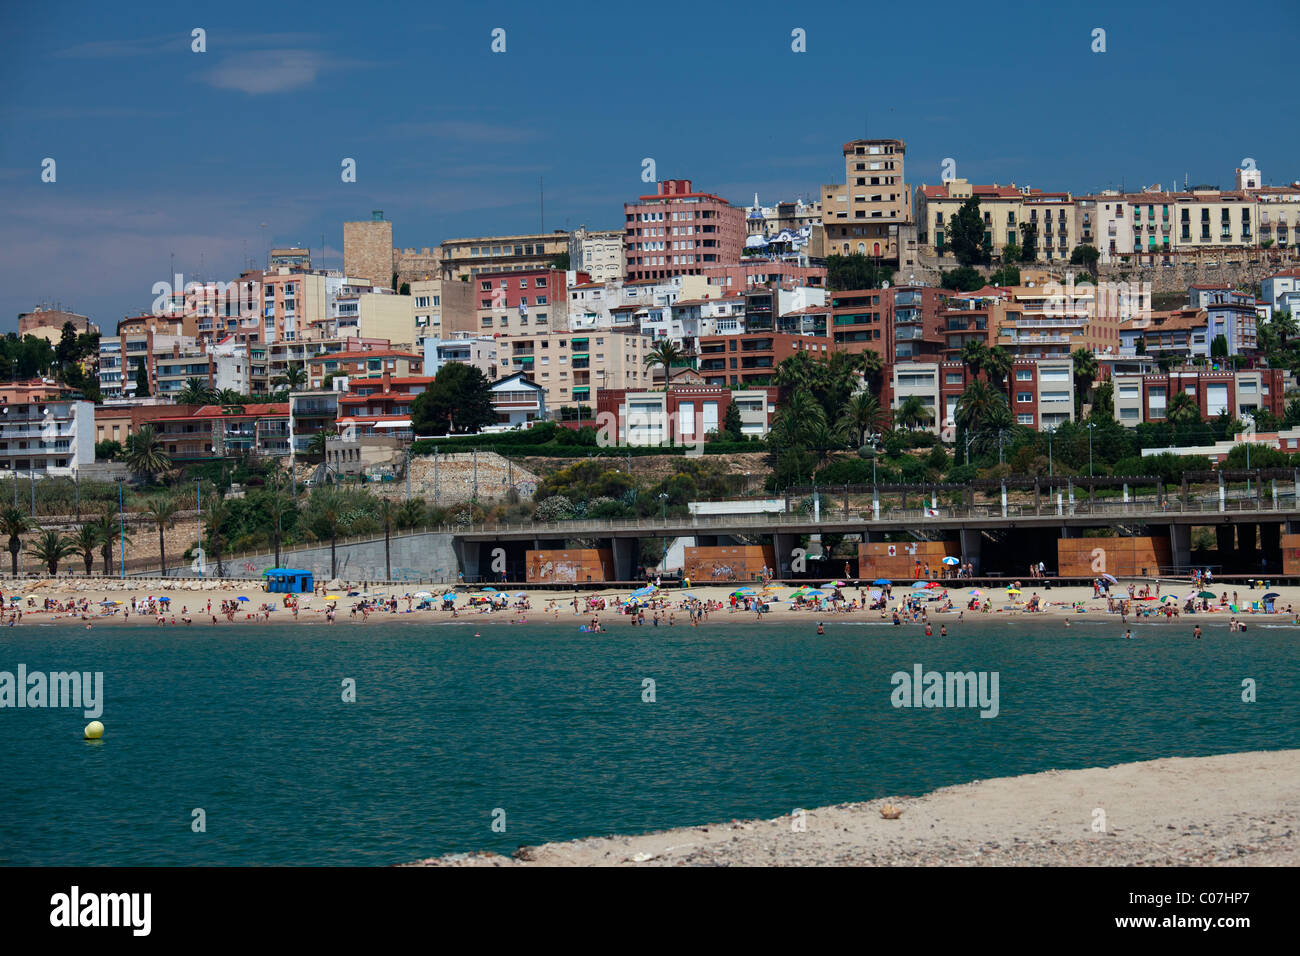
625;179;746;282
695;332;832;386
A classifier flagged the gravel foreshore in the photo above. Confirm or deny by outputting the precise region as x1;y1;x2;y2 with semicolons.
408;750;1300;866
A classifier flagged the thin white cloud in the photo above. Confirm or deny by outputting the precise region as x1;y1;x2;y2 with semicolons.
200;49;330;95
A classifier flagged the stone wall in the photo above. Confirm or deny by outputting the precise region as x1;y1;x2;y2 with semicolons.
379;452;541;507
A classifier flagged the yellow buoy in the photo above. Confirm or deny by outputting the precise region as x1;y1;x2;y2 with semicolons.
84;721;104;740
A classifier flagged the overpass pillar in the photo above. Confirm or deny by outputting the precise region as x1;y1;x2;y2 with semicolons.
452;539;482;582
1215;525;1235;566
609;537;638;582
1237;523;1257;558
1169;524;1191;572
1260;523;1281;575
959;529;982;575
773;532;799;577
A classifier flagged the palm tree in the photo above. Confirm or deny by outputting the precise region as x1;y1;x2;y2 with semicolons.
643;339;685;385
94;511;130;575
961;340;990;380
0;506;32;576
202;499;230;577
378;499;397;581
176;377;215;405
25;529;75;575
1165;391;1201;425
311;488;344;579
274;363;308;393
839;391;883;447
984;345;1012;393
262;483;295;568
1273;309;1297;348
399;499;425;529
144;495;180;573
125;425;171;481
954;380;1009;436
71;522;100;576
307;430;336;459
1071;348;1098;415
895;395;934;431
854;349;885;396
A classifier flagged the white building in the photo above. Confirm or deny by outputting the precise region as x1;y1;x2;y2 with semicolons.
0;392;95;477
569;227;626;283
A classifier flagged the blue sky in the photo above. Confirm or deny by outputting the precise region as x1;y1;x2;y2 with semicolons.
2;0;1296;331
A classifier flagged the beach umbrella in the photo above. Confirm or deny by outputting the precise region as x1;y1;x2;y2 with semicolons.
911;581;928;589
941;556;960;566
1197;591;1217;599
873;578;892;586
1160;594;1176;603
968;589;983;597
1006;588;1021;595
925;581;942;589
413;591;432;599
236;596;249;602
802;588;826;596
869;589;882;599
824;580;846;588
325;594;342;601
1100;573;1118;584
1263;592;1281;600
732;587;756;596
481;587;498;593
630;585;656;597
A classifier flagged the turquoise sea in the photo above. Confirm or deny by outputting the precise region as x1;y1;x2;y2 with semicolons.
1;618;1296;865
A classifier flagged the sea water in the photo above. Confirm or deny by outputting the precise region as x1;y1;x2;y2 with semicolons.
1;618;1295;865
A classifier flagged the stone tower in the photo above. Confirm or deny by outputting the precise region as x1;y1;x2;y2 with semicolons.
344;210;395;288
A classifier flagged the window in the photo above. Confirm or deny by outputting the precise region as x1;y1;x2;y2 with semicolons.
1017;392;1033;403
1016;369;1033;381
1017;414;1034;425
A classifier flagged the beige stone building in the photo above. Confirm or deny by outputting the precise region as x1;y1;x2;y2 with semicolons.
439;232;569;280
817;139;910;261
494;329;655;415
409;277;477;341
569;227;626;282
915;179;1077;262
343;211;395;288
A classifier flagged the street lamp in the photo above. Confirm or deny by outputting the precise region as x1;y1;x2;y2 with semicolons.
1044;425;1056;477
1086;421;1097;476
195;478;203;578
114;476;126;580
658;491;670;572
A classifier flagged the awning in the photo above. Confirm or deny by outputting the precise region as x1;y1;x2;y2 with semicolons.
373;420;413;428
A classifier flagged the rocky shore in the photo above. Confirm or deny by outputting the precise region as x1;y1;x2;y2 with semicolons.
408;750;1300;866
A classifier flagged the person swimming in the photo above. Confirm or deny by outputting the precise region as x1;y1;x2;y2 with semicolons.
816;621;825;635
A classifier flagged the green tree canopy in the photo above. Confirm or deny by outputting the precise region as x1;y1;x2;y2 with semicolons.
411;362;496;435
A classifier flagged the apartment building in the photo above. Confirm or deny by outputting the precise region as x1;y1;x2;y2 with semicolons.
569;227;626;282
98;324;189;399
288;390;340;455
335;370;433;441
890;358;1074;434
818;139;910;261
150;403;291;460
1261;268;1300;316
745;194;822;239
915;180;1077;261
995;280;1123;360
696;332;832;387
475;268;581;334
828;289;888;358
438;232;569;281
939;290;1005;359
423;336;499;379
568;277;681;332
1112;368;1283;425
153;340;251;398
408;277;476;340
304;349;423;390
697;260;827;294
624;179;746;282
597;382;779;444
495;329;655;414
0;381;95;477
489;373;548;427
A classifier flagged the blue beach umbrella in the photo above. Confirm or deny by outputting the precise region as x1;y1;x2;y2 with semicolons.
911;581;928;589
873;578;892;586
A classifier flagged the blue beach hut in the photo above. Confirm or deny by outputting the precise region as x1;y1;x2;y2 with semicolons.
264;568;314;594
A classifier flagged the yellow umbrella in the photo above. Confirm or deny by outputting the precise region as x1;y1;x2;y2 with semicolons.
1006;588;1021;595
325;594;343;601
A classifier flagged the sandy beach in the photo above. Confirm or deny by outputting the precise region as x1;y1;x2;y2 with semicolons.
410;749;1300;866
3;575;1298;628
